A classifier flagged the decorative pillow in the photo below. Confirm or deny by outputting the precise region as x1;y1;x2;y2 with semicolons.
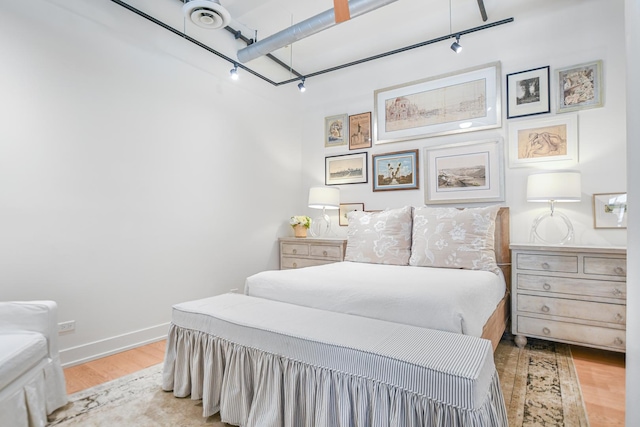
344;206;413;266
409;205;501;274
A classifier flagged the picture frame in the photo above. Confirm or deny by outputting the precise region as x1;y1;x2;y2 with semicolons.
325;152;368;185
424;139;505;204
593;192;627;229
557;60;603;113
372;149;419;192
339;203;365;226
324;113;348;147
506;66;550;119
508;114;578;167
373;62;501;144
348;112;372;150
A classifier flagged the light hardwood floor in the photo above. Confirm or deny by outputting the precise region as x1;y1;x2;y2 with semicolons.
63;340;625;426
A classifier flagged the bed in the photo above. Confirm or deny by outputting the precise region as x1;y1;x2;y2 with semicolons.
245;206;511;350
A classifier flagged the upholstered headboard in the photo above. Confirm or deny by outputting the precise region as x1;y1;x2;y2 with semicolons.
494;207;511;293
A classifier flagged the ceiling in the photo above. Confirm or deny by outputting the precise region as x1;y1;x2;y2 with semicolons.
114;0;514;86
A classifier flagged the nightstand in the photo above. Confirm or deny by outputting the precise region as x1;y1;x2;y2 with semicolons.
279;237;347;270
511;244;626;352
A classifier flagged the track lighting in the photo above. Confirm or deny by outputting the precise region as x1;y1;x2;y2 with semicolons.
230;63;239;80
298;77;306;92
450;34;462;53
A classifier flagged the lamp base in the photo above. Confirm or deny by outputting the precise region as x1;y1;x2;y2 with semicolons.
530;210;574;245
309;213;332;237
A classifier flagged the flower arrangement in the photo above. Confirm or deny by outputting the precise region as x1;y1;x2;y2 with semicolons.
290;215;312;229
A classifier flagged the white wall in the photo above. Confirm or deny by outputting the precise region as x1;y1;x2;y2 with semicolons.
625;0;638;424
299;0;627;249
0;0;303;364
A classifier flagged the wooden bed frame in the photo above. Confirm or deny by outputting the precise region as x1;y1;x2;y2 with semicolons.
481;207;511;351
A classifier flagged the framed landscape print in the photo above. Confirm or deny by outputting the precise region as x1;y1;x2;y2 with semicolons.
557;60;603;113
593;193;627;229
424;139;504;204
372;149;419;191
324;114;348;147
373;62;501;144
506;66;550;119
348;112;372;150
339;203;365;226
325;152;368;185
508;114;578;167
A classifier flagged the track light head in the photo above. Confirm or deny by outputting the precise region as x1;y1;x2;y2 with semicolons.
230;63;239;80
450;34;462;53
298;77;306;92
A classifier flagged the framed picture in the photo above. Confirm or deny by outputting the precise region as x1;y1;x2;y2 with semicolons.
339;203;365;226
557;60;603;113
508;114;578;167
424;139;505;204
324;114;348;147
593;193;627;229
348;112;372;150
372;149;419;191
325;152;368;185
373;62;501;144
506;66;550;119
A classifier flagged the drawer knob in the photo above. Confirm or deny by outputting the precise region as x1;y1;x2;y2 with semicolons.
614;337;624;346
542;327;551;335
541;262;551;270
543;283;551;291
615;313;624;322
323;250;328;256
613;288;622;296
292;249;297;254
614;266;625;275
541;305;550;313
292;262;297;268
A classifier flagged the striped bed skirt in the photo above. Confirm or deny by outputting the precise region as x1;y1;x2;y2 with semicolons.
162;293;507;427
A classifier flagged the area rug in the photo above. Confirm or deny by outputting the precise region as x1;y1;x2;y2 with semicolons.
48;337;589;426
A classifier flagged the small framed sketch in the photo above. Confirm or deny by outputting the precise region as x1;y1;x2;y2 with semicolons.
424;139;505;204
339;203;365;226
325;152;368;185
324;113;348;147
372;149;419;191
557;60;603;113
348;112;372;150
508;114;578;167
506;66;550;119
593;193;627;229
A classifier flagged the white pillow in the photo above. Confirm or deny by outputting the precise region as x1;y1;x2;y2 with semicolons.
344;206;413;266
409;205;500;274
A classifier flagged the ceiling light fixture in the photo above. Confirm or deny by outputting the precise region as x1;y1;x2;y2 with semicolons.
298;77;306;92
450;34;462;53
230;63;239;80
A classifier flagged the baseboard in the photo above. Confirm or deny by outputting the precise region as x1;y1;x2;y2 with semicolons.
60;322;170;367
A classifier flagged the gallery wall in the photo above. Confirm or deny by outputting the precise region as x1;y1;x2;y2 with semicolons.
298;0;627;248
0;0;303;364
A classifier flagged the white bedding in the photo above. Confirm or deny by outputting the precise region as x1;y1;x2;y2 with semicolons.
244;261;506;337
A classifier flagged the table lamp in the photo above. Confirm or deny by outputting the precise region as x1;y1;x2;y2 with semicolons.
527;171;581;244
308;186;340;237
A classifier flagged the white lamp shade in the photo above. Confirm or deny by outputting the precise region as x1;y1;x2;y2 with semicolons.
527;171;581;202
308;187;340;210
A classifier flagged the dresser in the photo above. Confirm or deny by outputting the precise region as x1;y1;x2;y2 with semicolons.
510;244;627;352
279;237;347;270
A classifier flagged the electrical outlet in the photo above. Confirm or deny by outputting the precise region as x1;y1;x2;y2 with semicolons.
58;320;76;334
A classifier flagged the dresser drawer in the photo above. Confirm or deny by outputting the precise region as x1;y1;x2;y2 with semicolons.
516;274;626;299
516;253;578;273
517;315;625;351
584;256;627;277
310;245;343;260
281;243;310;257
517;295;626;325
281;257;335;269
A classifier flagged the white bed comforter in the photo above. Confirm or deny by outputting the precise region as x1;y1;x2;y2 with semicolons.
244;261;506;337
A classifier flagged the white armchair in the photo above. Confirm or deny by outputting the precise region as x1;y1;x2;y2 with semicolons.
0;301;68;427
